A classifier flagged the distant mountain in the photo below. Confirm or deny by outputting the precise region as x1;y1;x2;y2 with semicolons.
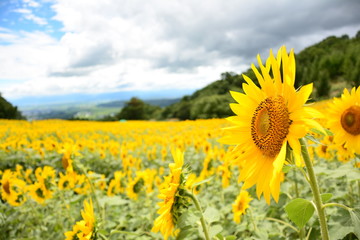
97;98;181;108
9;89;195;107
20;97;182;120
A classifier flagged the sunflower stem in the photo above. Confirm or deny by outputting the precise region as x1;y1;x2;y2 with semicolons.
300;138;329;240
248;208;258;232
322;202;352;211
356;156;360;200
265;217;298;233
80;167;102;219
185;191;211;240
293;169;299;198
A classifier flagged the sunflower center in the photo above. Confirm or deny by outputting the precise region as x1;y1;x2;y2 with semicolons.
62;156;69;169
341;105;360;135
238;201;244;211
3;180;11;194
251;96;291;158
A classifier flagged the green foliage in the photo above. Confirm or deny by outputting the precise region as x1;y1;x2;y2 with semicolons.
320;193;332;203
349;209;360;239
317;70;331;98
0;94;25;120
285;198;315;229
116;97;161;120
296;33;360;98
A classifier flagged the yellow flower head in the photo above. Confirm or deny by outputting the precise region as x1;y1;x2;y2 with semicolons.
1;170;26;206
232;190;253;223
327;86;360;155
64;199;96;240
220;46;322;204
126;173;145;200
152;148;187;240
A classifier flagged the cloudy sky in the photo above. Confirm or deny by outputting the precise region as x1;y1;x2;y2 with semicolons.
1;0;360;104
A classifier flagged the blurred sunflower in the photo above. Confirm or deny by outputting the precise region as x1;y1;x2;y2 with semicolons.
1;170;26;206
126;174;145;200
327;86;360;154
232;190;253;223
27;166;55;204
65;199;96;240
152;148;188;240
220;46;323;204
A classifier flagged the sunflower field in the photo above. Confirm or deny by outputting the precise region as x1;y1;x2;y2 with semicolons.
1;47;360;240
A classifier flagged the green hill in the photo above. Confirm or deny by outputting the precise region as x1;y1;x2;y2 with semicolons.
161;31;360;120
0;94;25;119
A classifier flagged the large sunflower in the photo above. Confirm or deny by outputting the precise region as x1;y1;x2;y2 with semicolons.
220;46;322;204
327;86;360;154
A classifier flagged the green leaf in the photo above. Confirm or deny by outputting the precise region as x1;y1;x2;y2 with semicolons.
209;224;223;239
225;236;237;240
176;226;196;240
309;127;328;137
177;211;198;228
349;209;360;238
203;206;220;223
215;233;225;240
192;176;214;188
282;165;292;173
305;133;322;144
320;193;332;203
285;198;315;228
329;226;353;240
98;196;128;207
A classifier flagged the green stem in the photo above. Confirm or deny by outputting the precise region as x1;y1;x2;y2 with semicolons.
248;208;258;232
57;188;74;222
81;168;101;212
299;228;305;240
294;169;299;198
185;191;211;240
306;228;313;240
266;217;298;233
355;156;360;199
322;202;352;211
298;167;311;185
300;138;329;240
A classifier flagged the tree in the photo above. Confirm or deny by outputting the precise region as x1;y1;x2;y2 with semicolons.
317;71;331;98
116;97;161;120
117;97;146;120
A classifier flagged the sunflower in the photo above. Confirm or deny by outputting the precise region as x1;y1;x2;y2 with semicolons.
314;135;335;161
152;148;188;240
327;86;360;155
1;170;26;206
126;174;145;200
232;190;253;223
220;46;323;204
64;199;96;240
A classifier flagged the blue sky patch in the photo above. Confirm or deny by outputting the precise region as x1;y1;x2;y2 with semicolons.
0;0;64;40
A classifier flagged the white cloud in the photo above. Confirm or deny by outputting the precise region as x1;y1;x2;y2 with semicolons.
13;8;48;25
24;0;41;8
1;0;360;101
